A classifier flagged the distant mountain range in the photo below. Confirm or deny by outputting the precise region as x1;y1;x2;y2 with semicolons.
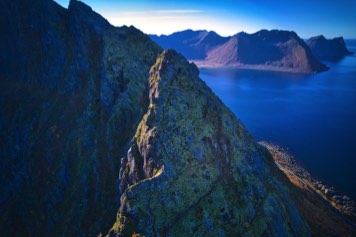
150;30;353;73
306;35;353;60
149;30;230;60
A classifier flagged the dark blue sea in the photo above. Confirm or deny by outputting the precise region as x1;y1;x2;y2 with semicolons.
199;40;356;199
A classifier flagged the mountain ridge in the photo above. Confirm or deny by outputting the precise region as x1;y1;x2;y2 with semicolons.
149;30;230;60
306;35;353;60
109;50;310;236
150;29;328;73
1;0;355;236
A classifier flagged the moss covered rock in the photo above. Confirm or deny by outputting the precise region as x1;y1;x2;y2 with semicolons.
110;50;310;236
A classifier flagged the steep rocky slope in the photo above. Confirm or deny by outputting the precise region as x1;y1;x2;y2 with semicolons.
151;30;328;73
108;50;310;236
1;0;355;236
306;35;353;60
0;0;161;236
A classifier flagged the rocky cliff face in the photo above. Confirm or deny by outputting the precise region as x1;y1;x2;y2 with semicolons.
1;1;355;236
0;0;160;236
108;50;310;236
306;35;353;60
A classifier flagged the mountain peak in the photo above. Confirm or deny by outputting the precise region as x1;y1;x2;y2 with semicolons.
310;35;327;41
307;35;353;60
69;0;92;11
149;30;230;60
111;49;310;236
205;29;328;73
68;0;111;33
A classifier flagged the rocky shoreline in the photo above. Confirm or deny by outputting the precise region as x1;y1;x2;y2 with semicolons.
259;141;356;224
192;60;322;74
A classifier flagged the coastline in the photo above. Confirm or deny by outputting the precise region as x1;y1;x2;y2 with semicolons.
259;141;356;224
192;60;326;74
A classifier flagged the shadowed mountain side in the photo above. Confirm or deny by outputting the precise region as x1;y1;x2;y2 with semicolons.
0;0;161;236
306;35;353;61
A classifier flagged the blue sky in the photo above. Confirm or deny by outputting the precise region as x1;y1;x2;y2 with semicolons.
54;0;356;38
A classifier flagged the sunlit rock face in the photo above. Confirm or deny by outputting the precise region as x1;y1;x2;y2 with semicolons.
0;0;160;235
109;50;310;237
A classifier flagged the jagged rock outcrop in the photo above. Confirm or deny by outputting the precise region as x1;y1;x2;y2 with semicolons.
306;35;353;60
149;30;230;60
0;0;161;236
150;29;328;73
109;50;310;236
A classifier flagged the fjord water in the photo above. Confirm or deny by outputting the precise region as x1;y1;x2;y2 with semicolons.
200;40;356;199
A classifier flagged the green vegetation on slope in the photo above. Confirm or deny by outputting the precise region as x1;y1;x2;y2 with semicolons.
110;50;310;236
